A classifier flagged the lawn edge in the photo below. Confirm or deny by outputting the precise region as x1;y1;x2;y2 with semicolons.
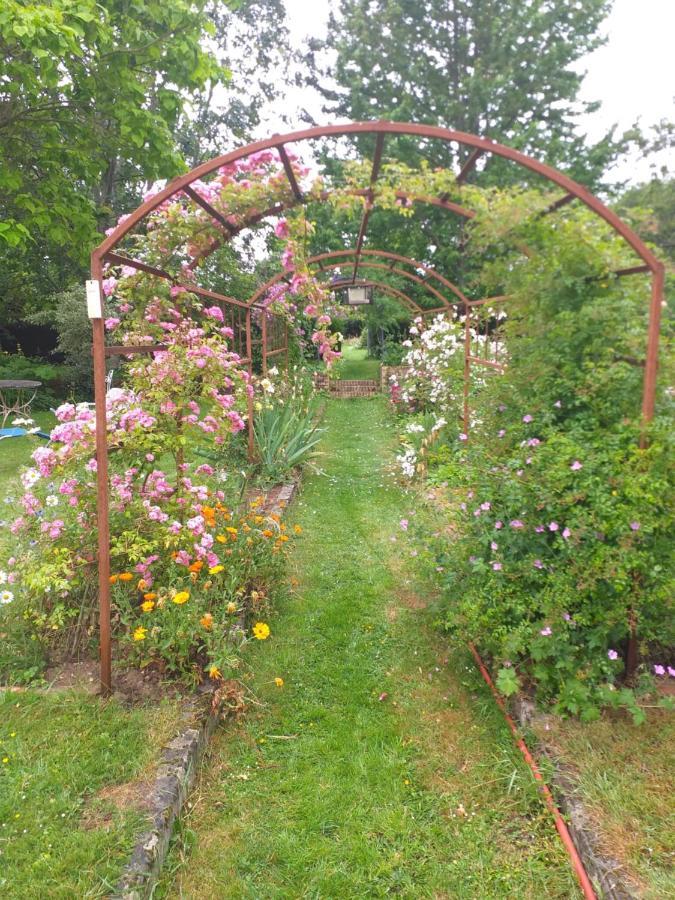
512;695;638;900
112;480;300;900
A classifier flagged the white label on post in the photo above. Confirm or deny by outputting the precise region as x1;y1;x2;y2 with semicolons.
86;280;103;319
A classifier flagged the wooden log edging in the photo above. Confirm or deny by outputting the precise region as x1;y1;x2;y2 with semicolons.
112;479;300;900
511;696;637;900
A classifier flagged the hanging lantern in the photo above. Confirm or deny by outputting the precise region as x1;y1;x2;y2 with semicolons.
345;285;373;306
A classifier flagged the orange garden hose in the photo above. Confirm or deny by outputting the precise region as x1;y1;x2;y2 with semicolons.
468;643;597;900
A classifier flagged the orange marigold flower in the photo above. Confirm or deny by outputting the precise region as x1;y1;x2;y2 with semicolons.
208;664;222;680
143;592;157;601
109;575;119;585
118;572;133;582
279;534;289;543
262;529;274;538
200;613;214;629
293;525;303;535
188;560;204;573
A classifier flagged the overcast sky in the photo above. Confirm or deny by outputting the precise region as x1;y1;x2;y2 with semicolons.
268;0;674;184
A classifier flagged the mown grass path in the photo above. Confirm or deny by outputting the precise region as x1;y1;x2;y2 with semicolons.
160;399;579;899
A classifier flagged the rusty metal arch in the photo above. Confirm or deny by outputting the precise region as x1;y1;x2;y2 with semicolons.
90;120;665;695
247;249;469;311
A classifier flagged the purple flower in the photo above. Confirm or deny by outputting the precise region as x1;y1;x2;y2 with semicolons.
498;429;506;437
607;649;619;660
399;519;409;531
562;612;572;622
668;667;675;678
510;520;524;529
523;414;533;423
495;521;503;530
491;541;498;551
630;521;640;531
498;404;506;412
533;559;544;569
535;525;545;533
481;501;491;511
540;626;552;636
570;460;583;471
492;562;502;571
654;665;666;676
469;555;478;564
458;433;468;441
549;522;559;532
562;527;571;540
527;438;540;447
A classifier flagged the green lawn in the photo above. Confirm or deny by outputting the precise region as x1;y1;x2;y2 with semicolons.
0;689;183;899
337;343;381;380
157;398;579;898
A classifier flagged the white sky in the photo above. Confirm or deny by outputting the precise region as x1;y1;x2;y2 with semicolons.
259;0;674;185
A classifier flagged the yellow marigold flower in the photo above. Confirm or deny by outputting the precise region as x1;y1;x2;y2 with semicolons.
293;525;302;535
143;592;157;601
225;526;238;535
216;534;227;543
252;621;270;640
209;565;224;575
208;664;222;680
274;677;284;688
254;515;264;524
279;534;289;543
109;574;119;585
172;591;190;605
133;626;147;641
118;572;133;582
140;600;155;613
226;601;237;614
200;613;214;629
242;524;251;533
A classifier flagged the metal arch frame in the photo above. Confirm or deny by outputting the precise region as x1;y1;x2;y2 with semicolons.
247;249;470;313
90;121;665;697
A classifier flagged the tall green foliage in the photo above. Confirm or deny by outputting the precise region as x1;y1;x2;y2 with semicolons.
308;0;626;186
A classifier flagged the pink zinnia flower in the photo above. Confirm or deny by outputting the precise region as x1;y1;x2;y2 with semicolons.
570;460;582;471
654;664;665;676
509;520;524;529
495;521;503;529
607;649;619;660
522;414;533;423
549;522;559;532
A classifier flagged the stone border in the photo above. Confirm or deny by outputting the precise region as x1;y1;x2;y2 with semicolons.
112;479;300;899
512;696;637;899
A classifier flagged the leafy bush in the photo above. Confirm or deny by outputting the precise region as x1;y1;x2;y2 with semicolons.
254;402;323;484
397;197;674;720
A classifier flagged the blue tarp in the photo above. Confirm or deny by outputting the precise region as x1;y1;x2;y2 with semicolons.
0;427;50;440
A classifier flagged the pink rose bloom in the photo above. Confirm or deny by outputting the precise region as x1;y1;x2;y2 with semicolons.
274;219;290;238
204;306;224;322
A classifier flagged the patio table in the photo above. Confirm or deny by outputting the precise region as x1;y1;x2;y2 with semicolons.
0;379;42;430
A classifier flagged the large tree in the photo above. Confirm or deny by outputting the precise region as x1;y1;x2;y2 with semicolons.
307;0;625;186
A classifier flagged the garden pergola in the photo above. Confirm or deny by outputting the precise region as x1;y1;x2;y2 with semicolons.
90;121;665;698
